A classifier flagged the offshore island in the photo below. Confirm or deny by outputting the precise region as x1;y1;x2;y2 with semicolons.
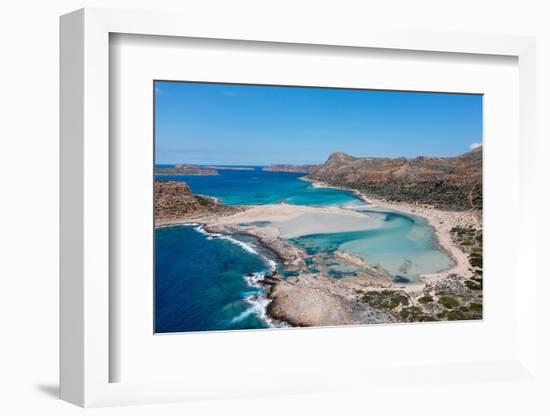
154;146;483;330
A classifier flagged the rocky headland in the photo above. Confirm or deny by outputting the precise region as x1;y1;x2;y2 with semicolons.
309;146;482;211
155;164;218;176
154;180;240;225
262;164;319;173
202;165;255;171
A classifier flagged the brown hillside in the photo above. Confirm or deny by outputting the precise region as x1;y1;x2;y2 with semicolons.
309;147;482;210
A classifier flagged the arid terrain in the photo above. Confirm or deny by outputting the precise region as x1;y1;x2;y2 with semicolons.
155;180;240;225
309;146;482;210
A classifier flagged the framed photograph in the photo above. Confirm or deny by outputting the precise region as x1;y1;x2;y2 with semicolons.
60;8;538;407
153;81;483;333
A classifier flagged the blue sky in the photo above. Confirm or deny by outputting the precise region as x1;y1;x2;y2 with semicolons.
155;81;482;165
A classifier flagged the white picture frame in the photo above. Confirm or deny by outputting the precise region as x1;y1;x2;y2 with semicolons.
60;7;538;407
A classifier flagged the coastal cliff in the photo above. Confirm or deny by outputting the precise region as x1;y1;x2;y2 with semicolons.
154;180;239;224
309;147;482;210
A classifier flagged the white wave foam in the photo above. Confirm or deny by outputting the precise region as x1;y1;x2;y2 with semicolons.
193;225;209;235
222;235;259;255
241;271;293;328
194;225;260;254
266;258;277;272
232;294;291;328
194;226;278;272
193;225;286;328
243;271;266;288
231;295;272;325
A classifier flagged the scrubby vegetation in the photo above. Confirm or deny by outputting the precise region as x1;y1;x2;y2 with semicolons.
358;290;409;310
355;279;483;323
451;225;483;299
417;295;433;304
438;295;461;309
309;146;482;210
450;226;483;271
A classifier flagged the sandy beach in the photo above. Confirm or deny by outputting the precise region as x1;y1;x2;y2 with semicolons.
208;203;382;238
360;196;480;284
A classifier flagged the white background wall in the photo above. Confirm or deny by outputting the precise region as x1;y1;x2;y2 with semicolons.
0;1;548;415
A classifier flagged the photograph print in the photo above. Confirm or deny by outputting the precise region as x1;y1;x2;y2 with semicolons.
154;81;483;333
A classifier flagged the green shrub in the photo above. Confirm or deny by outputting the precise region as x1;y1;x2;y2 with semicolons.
446;310;466;321
469;257;483;268
469;303;483;313
465;280;482;291
399;306;423;321
438;296;460;309
417;295;433;304
360;294;372;303
385;299;400;309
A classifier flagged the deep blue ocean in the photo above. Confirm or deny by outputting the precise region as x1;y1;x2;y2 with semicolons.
155;225;272;332
155;166;451;333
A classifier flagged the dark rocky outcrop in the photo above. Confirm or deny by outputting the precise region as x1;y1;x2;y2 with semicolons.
309;146;482;210
155;164;218;175
263;164;320;174
154;180;237;222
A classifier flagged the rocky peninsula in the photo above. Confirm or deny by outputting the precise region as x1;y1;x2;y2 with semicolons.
154;180;240;226
156;164;256;176
262;164;319;173
155;164;218;176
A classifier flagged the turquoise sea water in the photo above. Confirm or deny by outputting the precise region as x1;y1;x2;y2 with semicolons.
290;210;452;281
155;167;452;332
156;167;359;206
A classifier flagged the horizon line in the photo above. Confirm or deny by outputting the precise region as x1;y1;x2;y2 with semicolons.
155;145;482;166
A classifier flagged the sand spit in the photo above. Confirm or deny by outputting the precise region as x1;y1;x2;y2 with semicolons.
208;203;381;238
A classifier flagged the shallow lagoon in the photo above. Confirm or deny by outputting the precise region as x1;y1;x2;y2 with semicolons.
290;210;453;282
